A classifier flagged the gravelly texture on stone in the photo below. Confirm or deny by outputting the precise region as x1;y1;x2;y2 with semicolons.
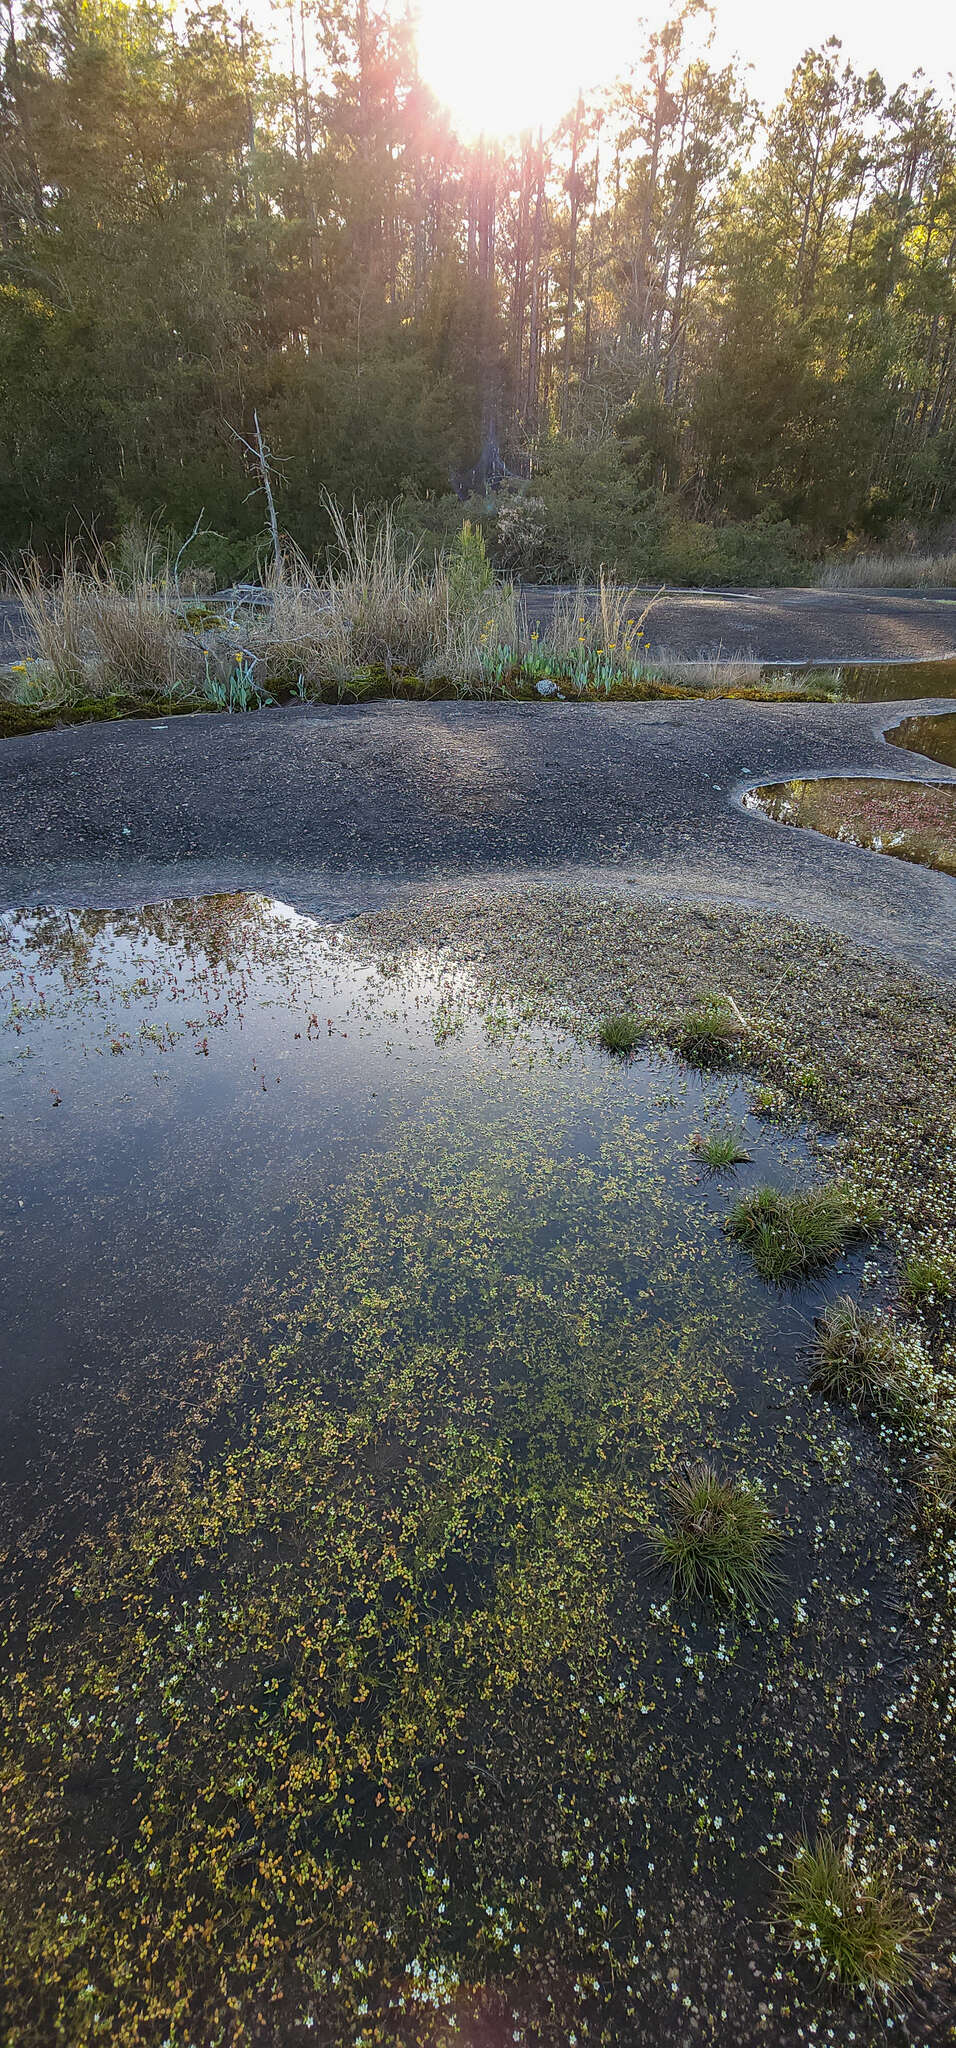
1;694;954;977
345;882;956;1124
519;584;956;661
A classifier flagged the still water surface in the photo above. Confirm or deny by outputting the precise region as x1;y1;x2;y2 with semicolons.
0;894;918;2045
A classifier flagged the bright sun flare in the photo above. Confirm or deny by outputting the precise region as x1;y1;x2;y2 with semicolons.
413;0;641;140
412;1;953;143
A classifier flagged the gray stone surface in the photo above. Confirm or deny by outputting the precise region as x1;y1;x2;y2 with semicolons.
519;585;956;661
2;695;954;979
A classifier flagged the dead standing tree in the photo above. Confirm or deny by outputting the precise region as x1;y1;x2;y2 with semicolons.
229;411;284;571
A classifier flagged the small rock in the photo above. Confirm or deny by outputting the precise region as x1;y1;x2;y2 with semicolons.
535;677;562;698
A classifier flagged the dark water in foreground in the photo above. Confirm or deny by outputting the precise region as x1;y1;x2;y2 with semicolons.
0;897;926;2045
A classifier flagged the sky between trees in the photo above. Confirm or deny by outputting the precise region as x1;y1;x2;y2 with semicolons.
410;0;954;142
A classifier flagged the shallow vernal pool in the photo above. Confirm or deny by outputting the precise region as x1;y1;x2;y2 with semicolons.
745;774;956;876
888;709;956;771
0;896;924;2045
838;661;956;703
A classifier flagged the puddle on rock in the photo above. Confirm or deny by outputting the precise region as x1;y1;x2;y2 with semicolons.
888;708;956;771
0;895;933;2044
836;659;956;702
745;775;956;876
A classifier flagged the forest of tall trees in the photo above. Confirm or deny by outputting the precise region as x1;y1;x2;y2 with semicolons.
0;0;954;581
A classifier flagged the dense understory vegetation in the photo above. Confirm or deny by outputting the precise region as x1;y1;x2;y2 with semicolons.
0;5;953;581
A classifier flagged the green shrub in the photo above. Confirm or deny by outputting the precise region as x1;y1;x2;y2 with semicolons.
488;439;663;583
447;519;494;607
393;490;487;566
655;516;808;589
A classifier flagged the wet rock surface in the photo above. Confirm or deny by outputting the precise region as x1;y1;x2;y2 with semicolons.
745;776;956;876
889;708;956;769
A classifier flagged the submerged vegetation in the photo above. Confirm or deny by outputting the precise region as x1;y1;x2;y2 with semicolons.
889;710;956;771
650;1461;781;1610
343;885;956;2022
778;1836;923;1999
745;776;956;879
1;887;955;2039
2;908;918;2043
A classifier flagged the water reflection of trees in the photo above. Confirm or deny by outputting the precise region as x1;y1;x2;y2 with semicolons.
2;895;290;986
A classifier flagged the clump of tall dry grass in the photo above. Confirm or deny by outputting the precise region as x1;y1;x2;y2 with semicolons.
819;548;956;589
0;511;845;712
7;506;516;705
11;545;210;703
652;650;763;690
12;553;100;702
79;564;203;697
536;574;660;672
246;505;518;689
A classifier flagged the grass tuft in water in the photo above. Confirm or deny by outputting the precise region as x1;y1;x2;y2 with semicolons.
726;1183;863;1283
923;1421;956;1522
598;1011;645;1057
779;1836;922;1998
691;1126;751;1169
674;994;747;1065
650;1460;781;1609
811;1298;931;1419
901;1252;955;1308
